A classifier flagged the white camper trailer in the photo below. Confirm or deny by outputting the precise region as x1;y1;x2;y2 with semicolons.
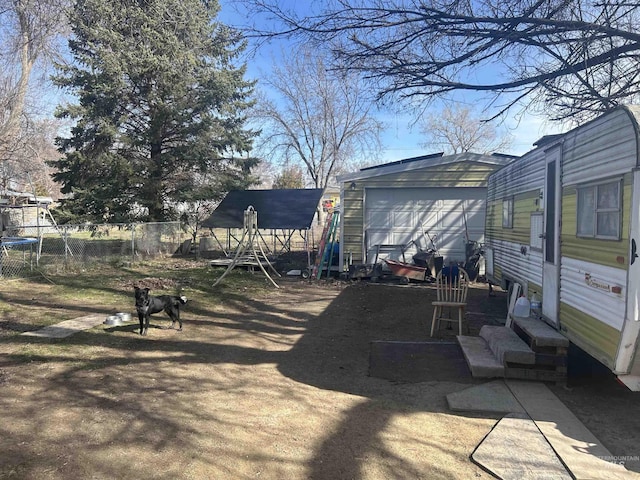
485;105;640;390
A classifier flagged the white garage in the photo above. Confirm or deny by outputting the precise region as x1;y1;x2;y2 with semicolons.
338;152;516;270
365;187;487;263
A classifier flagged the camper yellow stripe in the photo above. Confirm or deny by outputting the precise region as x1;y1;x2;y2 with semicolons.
560;303;620;369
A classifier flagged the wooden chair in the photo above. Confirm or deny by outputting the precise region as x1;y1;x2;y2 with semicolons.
430;266;470;337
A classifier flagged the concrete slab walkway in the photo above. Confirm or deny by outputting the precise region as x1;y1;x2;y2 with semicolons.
448;379;638;479
447;379;525;414
472;413;572;479
508;380;636;480
21;314;108;339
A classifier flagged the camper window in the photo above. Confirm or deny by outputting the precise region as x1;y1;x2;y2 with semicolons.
530;213;543;251
502;197;514;228
577;180;621;240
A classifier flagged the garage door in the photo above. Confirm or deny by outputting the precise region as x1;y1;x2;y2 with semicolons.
365;187;486;264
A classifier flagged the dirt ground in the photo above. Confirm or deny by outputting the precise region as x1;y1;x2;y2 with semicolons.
1;273;640;479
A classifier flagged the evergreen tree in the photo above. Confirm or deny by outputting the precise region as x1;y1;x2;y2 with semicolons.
51;0;259;223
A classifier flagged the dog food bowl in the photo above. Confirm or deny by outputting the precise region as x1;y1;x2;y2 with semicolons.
116;312;132;322
104;315;123;326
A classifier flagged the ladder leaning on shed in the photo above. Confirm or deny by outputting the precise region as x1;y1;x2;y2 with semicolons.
312;209;340;280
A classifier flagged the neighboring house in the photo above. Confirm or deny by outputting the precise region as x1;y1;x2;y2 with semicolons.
0;190;54;233
321;186;340;213
337;152;516;271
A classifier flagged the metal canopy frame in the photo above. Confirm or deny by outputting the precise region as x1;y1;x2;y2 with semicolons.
213;206;282;288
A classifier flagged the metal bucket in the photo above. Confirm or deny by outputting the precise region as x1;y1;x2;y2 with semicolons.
104;315;122;326
116;312;132;322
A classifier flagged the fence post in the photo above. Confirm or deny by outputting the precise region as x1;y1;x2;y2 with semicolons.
64;226;68;263
131;223;135;263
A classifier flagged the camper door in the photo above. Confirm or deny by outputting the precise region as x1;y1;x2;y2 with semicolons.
617;169;640;375
542;147;561;326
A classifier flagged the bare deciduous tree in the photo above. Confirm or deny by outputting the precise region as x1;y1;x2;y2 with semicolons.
241;0;640;123
0;0;69;202
0;117;64;197
420;105;513;154
253;47;383;190
0;0;69;158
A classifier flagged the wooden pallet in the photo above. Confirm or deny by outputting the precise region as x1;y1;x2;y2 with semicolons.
508;315;568;384
505;363;567;382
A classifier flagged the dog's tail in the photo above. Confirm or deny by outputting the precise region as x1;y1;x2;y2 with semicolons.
179;296;187;305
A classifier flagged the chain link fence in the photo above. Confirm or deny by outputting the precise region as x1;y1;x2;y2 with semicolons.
1;221;327;278
1;222;188;277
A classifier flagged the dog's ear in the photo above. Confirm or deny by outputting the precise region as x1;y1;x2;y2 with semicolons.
134;286;140;292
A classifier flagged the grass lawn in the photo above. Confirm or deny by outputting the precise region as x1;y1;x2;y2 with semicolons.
0;257;273;338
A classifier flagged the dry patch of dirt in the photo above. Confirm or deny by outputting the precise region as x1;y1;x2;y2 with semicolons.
0;273;638;478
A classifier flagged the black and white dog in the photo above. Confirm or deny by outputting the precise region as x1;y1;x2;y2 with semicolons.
134;286;187;336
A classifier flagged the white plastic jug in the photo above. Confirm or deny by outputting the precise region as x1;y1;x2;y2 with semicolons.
513;296;531;317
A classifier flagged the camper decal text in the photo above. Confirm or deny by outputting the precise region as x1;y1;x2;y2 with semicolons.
584;273;612;293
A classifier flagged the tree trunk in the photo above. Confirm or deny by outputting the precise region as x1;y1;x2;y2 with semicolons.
147;138;165;221
0;2;36;160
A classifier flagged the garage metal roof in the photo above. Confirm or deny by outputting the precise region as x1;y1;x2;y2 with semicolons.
202;189;324;229
338;152;518;183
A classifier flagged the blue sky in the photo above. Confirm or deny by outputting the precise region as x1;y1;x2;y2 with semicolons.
217;0;562;162
372;107;559;159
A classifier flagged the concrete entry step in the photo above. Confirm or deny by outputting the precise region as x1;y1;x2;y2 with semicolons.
511;315;569;348
457;335;504;378
480;325;536;365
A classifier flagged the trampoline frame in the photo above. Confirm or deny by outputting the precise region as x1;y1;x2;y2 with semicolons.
0;237;38;276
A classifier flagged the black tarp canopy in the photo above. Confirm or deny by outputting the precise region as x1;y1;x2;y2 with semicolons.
202;189;324;230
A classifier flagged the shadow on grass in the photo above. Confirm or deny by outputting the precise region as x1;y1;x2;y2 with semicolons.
4;276;625;478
